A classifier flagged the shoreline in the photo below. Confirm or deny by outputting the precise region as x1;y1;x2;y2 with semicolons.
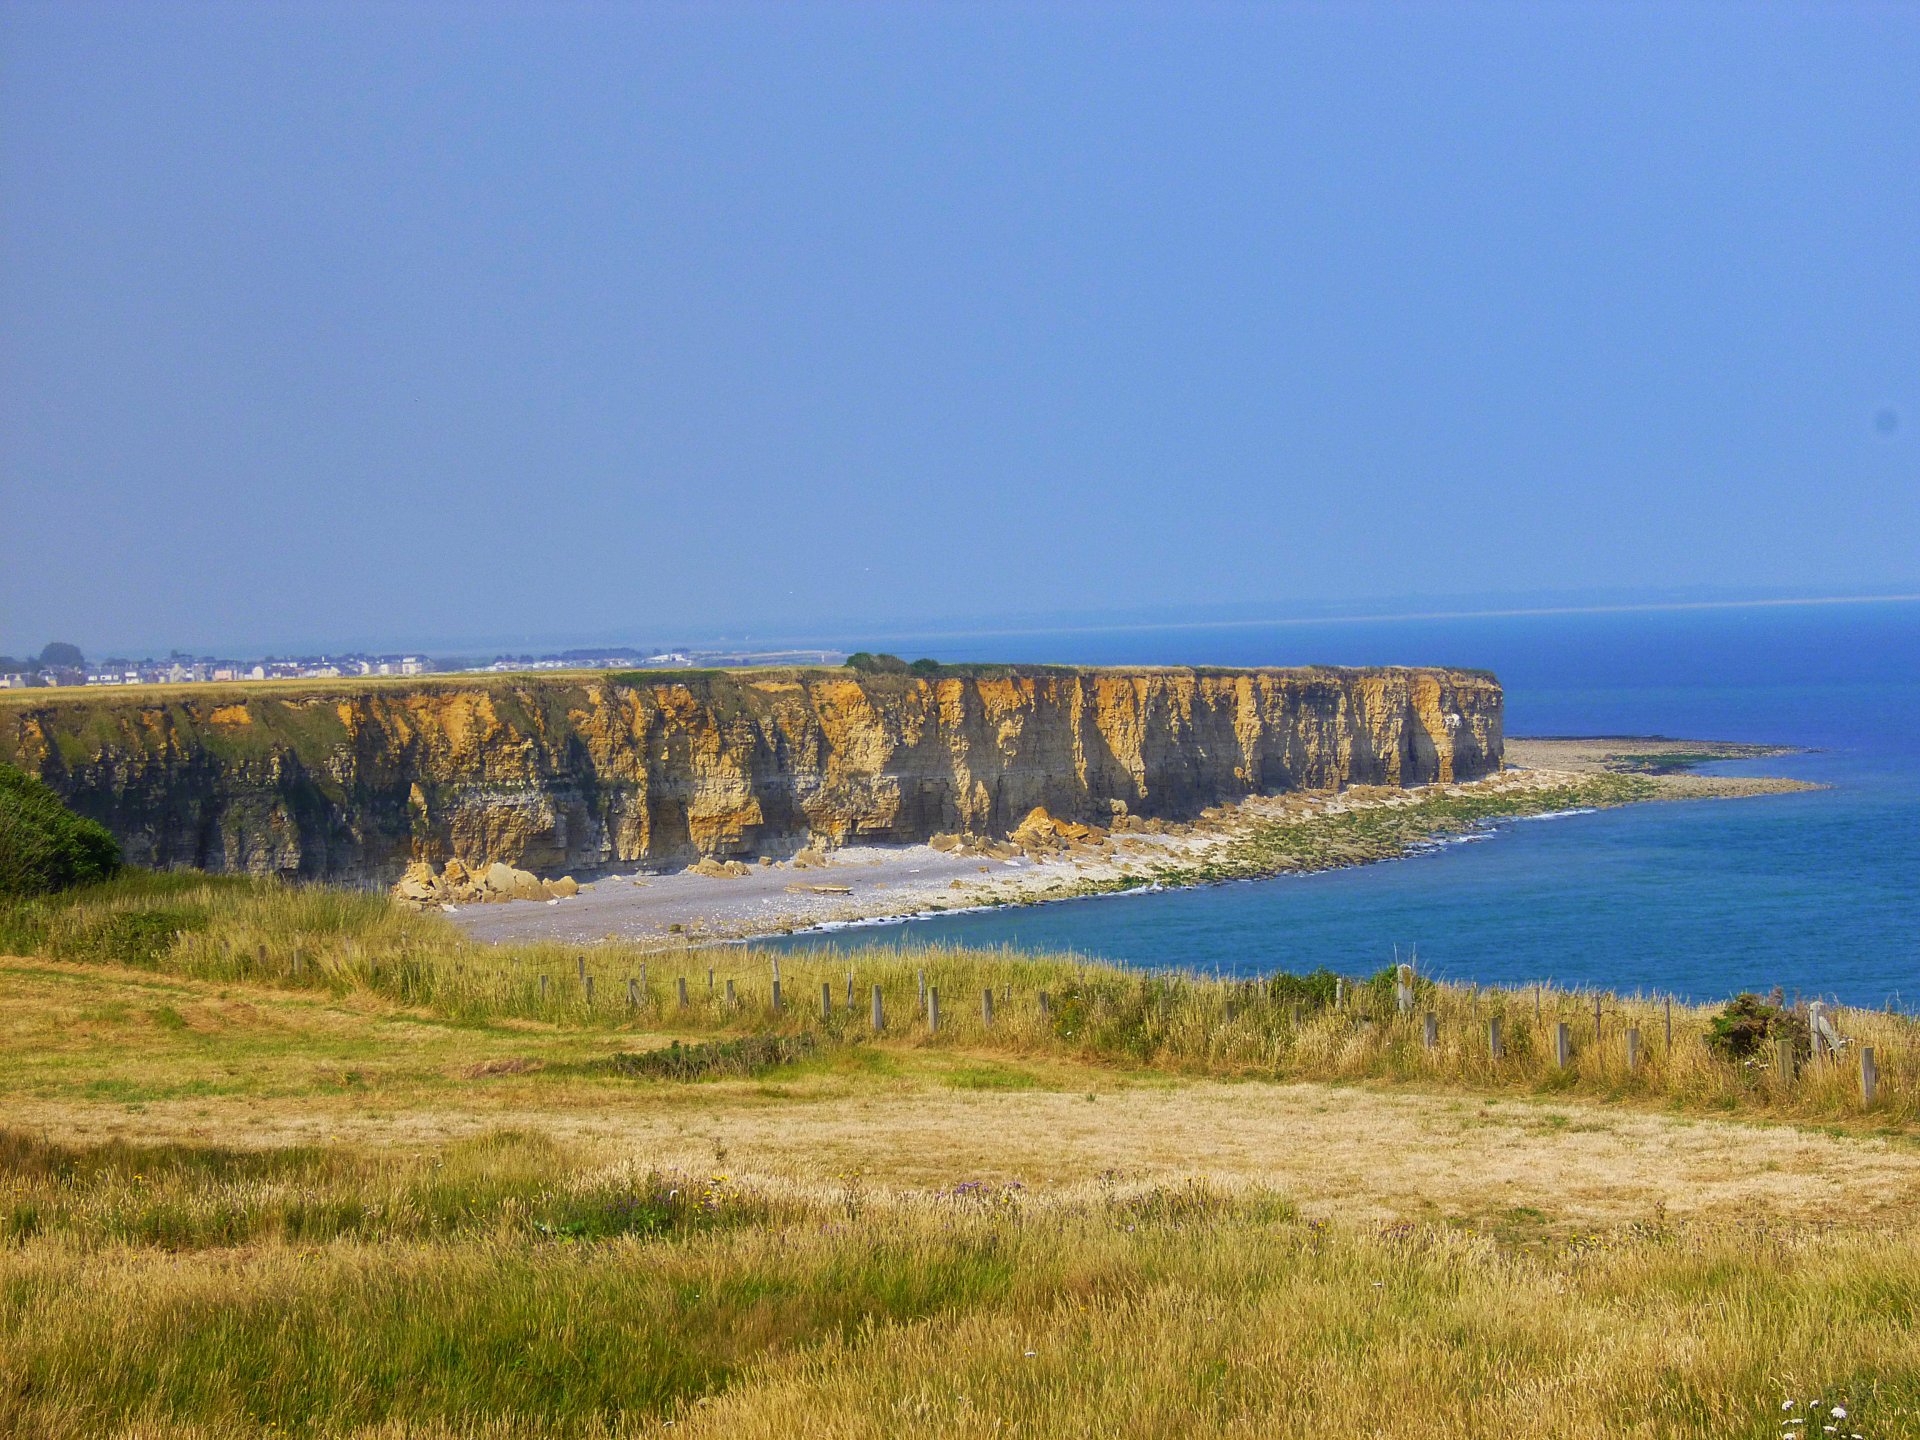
444;737;1819;950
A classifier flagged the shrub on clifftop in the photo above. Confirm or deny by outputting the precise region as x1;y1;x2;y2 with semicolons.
0;763;121;895
844;651;911;674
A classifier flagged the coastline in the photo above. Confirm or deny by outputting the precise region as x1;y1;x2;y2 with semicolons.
444;738;1819;950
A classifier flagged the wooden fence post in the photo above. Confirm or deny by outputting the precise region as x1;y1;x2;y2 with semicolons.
1626;1027;1642;1071
1775;1038;1796;1087
676;976;689;1009
1335;978;1345;1010
1593;994;1603;1041
1554;1022;1571;1069
724;978;736;1008
1534;985;1541;1023
1861;1046;1878;1105
1396;963;1414;1016
1423;1012;1438;1049
821;981;832;1021
577;955;586;984
846;968;854;1007
918;969;927;1006
708;966;715;996
770;978;783;1013
539;975;549;1003
627;977;639;1009
871;984;885;1033
981;988;994;1028
1664;996;1673;1049
584;975;595;1006
1038;990;1051;1019
927;987;940;1034
1488;1015;1503;1060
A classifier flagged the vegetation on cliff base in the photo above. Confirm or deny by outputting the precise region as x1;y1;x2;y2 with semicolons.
0;762;120;895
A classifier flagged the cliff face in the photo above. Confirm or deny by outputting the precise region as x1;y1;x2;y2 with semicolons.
0;666;1502;883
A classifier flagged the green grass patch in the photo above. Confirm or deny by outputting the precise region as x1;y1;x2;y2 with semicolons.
944;1062;1043;1091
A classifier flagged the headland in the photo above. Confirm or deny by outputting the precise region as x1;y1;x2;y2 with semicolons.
0;662;1502;881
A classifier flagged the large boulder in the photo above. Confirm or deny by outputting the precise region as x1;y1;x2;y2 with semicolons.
393;861;441;905
476;861;550;901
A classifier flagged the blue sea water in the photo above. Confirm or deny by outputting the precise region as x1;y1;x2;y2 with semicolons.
767;600;1920;1008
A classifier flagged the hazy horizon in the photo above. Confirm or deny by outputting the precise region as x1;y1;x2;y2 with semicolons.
4;3;1916;658
8;584;1919;666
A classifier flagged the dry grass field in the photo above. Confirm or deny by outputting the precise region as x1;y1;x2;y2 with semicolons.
2;875;1916;1437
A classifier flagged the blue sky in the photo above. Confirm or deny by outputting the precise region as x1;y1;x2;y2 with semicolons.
2;1;1915;656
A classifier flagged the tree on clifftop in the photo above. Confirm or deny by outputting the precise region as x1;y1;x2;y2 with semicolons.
37;642;85;669
844;652;910;674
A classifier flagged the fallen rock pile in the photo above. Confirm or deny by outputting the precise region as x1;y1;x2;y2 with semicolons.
391;858;586;908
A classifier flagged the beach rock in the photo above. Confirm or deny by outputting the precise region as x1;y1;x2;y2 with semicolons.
1011;806;1108;850
691;857;750;879
476;861;549;901
928;832;962;852
791;846;832;869
393;861;441;905
1011;806;1058;847
549;875;579;898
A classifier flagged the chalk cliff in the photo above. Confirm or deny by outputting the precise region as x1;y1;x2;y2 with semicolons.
0;666;1502;883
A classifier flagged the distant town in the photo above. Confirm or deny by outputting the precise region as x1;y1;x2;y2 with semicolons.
0;642;847;690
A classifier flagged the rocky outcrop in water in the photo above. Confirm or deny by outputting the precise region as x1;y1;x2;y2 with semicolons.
0;665;1502;883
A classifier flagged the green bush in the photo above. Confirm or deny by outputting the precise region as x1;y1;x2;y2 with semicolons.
844;651;911;674
1705;991;1810;1062
1265;966;1345;1008
0;763;121;895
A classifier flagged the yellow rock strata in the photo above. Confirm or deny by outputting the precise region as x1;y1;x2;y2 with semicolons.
1;666;1502;883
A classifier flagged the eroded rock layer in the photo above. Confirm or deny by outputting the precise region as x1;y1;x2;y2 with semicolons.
0;666;1502;882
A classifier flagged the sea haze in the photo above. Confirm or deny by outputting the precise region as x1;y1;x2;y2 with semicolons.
766;599;1920;1009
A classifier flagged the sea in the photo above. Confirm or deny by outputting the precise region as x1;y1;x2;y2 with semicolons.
764;599;1920;1009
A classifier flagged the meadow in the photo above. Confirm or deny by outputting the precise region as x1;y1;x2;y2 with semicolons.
2;873;1916;1437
